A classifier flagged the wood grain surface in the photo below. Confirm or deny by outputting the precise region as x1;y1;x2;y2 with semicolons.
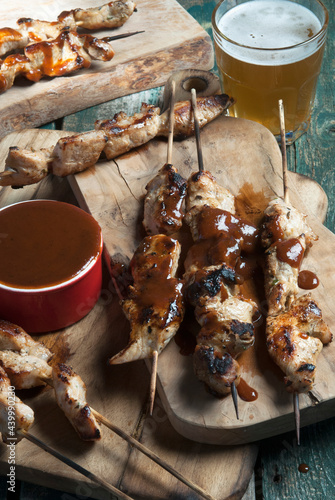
0;0;213;139
0;122;329;499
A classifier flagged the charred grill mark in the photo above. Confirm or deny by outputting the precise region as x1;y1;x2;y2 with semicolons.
297;363;316;373
186;264;237;305
230;320;254;339
196;346;233;375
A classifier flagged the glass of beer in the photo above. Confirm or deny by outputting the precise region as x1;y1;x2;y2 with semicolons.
212;0;328;144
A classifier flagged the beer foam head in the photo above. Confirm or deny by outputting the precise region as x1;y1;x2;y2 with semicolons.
215;0;323;65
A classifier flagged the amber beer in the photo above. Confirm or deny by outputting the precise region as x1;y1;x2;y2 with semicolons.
212;0;328;143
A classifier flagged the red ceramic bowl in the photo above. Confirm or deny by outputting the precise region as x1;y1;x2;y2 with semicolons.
0;200;103;333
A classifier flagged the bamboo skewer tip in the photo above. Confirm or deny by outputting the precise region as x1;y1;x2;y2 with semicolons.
231;382;239;420
148;350;158;416
294;392;301;446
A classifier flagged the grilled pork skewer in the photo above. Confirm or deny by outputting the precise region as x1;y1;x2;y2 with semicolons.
0;94;234;188
142;81;188;413
0;30;115;94
0;0;136;57
261;200;332;385
109;234;185;364
262;100;332;444
183;169;258;402
0;322;215;500
183;89;258;417
0;365;134;500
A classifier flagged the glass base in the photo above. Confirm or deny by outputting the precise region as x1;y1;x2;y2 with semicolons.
274;119;311;146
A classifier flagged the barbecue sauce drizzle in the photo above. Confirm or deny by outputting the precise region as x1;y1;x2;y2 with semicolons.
265;214;319;290
183;206;260;401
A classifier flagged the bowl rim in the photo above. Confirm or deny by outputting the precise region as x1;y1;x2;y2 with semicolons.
0;199;103;293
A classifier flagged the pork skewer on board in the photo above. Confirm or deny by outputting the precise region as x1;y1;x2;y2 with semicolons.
0;94;234;188
142;81;188;413
0;0;136;57
261;100;332;444
0;29;117;94
183;89;259;418
0;364;135;500
0;320;216;500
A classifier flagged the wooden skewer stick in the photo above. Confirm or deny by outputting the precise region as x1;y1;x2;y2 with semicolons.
41;376;216;500
278;99;289;204
103;30;145;42
191;88;239;420
167;80;176;165
278;99;300;445
148;80;177;416
91;409;217;500
294;392;301;446
148;349;158;416
18;429;134;500
190;88;204;172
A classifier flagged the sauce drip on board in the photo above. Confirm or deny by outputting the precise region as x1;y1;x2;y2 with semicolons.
237;377;258;402
298;463;310;473
0;200;101;289
298;270;319;289
275;238;304;268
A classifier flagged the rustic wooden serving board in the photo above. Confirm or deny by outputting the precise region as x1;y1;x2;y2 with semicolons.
0;0;213;139
67;115;335;445
0;121;330;499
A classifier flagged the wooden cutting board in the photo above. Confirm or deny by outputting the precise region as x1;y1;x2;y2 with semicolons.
0;0;213;139
67;115;335;445
0;123;329;498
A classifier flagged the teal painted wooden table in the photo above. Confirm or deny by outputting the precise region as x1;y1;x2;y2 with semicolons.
0;0;334;498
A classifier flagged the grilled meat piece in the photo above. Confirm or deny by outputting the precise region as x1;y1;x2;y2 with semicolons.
263;235;306;315
143;163;187;236
51;130;108;177
110;235;184;363
193;346;240;397
0;351;52;390
0;320;52;361
262;198;318;316
95;104;161;160
0;365;34;442
266;294;332;393
158;94;235;139
52;363;101;441
1;146;53;187
63;0;136;30
0;27;28;57
262;198;317;249
195;295;257;358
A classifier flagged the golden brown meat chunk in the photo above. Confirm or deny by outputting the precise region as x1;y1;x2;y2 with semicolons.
52;363;101;441
143;163;187;236
0;366;34;443
158;94;235;139
0;351;52;390
0;320;52;361
266;294;332;393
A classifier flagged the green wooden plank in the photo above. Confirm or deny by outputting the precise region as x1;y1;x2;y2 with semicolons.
62;88;163;132
19;481;96;500
260;418;335;500
286;0;334;232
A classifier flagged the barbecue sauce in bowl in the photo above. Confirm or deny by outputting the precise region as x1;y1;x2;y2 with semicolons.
0;200;101;289
0;200;103;333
